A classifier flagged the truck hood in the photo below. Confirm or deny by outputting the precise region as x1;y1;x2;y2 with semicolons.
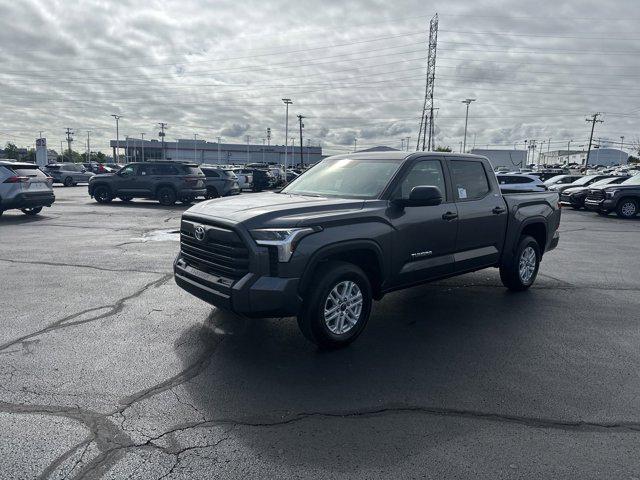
590;184;638;192
184;191;365;227
90;173;116;180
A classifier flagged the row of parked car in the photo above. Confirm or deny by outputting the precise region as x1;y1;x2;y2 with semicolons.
495;170;640;218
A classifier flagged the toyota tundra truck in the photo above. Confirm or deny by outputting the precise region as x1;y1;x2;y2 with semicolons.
174;152;561;348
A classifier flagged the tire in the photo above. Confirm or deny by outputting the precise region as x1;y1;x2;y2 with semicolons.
499;235;541;291
157;187;176;206
119;196;133;203
21;207;43;215
297;261;373;349
205;187;219;200
616;198;638;219
63;176;74;187
93;185;113;204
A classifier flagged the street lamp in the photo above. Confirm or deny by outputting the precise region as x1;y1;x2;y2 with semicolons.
620;136;625;164
140;133;145;161
461;99;476;153
282;98;293;174
110;114;122;163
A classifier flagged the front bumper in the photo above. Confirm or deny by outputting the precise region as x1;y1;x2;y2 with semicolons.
174;254;302;318
559;193;585;208
585;198;615;212
1;191;55;210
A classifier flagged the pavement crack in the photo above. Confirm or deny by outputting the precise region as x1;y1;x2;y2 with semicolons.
0;257;165;275
0;274;172;353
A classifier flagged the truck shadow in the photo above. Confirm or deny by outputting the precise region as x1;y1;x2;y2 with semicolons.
175;277;560;472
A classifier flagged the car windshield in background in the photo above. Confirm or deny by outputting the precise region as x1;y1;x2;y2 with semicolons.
281;158;403;199
621;175;640;185
224;170;238;178
572;175;599;186
13;167;44;177
543;175;566;185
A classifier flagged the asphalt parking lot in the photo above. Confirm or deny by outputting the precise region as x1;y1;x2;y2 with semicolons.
1;186;639;480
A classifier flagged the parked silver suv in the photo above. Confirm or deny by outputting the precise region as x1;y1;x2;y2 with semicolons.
200;165;240;199
43;162;94;186
0;161;55;217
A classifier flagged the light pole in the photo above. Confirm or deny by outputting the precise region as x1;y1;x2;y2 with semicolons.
140;133;145;161
620;136;625;164
566;139;572;164
110;114;122;163
194;133;198;164
217;136;222;165
400;138;405;151
245;135;251;164
405;136;410;152
461;98;476;153
282;98;293;171
353;137;357;153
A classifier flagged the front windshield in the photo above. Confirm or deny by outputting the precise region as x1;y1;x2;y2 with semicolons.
544;175;566;185
589;177;617;187
571;175;597;186
281;157;403;199
621;175;640;185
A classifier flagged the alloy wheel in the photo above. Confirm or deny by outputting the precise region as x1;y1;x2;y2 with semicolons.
323;280;363;335
518;246;537;284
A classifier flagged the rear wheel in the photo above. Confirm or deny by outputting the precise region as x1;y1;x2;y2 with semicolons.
180;195;194;205
63;176;73;187
94;185;113;204
205;187;219;199
157;187;176;206
616;198;638;219
500;235;541;291
297;261;372;349
21;207;42;216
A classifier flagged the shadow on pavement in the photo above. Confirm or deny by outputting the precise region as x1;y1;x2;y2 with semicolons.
174;281;573;471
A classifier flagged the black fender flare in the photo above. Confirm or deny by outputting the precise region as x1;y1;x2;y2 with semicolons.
298;239;386;297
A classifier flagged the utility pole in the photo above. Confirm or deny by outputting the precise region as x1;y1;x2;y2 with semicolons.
65;128;74;159
282;98;292;171
353;138;357;153
584;113;603;170
417;13;439;151
306;139;311;165
461;98;475;153
405;137;410;152
60;141;65;162
158;122;167;160
193;133;198;164
297;114;305;167
400;138;405;151
524;140;528;164
86;131;91;163
266;127;271;146
262;139;266;162
620;136;625;164
245;135;251;164
566;139;572;164
217;136;222;165
110;114;122;163
140;133;145;161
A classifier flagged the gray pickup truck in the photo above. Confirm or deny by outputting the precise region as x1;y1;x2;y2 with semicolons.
174;152;561;348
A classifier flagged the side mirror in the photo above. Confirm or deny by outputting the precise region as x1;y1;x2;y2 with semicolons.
393;185;443;208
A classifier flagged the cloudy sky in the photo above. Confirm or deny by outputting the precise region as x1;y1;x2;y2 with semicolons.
1;0;639;156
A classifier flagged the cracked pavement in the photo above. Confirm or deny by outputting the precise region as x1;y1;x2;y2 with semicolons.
1;187;639;479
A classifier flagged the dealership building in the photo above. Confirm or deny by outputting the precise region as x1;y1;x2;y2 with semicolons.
540;148;630;166
110;138;323;166
470;149;528;169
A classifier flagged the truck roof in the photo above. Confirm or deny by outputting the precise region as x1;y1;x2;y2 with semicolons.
325;151;488;162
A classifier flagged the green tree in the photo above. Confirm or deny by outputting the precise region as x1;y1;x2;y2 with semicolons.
24;148;36;162
435;146;452;152
4;142;19;159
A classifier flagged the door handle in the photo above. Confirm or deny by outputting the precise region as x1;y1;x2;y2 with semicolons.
442;211;458;221
492;206;506;214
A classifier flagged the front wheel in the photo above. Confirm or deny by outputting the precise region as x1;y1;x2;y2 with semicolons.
21;207;43;216
499;235;541;291
180;195;194;205
616;198;638;219
93;185;113;204
63;176;74;187
297;261;372;349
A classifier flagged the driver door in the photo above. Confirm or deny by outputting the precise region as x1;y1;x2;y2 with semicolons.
115;164;138;194
388;157;458;287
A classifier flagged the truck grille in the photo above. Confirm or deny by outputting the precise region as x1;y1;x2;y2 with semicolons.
180;219;250;280
586;190;604;202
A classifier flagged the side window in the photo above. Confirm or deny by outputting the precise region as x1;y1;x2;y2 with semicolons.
450;160;490;201
154;164;179;175
120;165;135;176
397;159;446;200
138;164;152;176
204;170;220;178
521;177;533;183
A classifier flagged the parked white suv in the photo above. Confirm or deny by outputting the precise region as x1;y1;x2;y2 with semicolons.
0;161;55;217
496;173;547;193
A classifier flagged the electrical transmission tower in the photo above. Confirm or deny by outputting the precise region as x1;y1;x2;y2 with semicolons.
417;13;438;151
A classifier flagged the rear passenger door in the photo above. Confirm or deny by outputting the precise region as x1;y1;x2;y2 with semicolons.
448;158;508;272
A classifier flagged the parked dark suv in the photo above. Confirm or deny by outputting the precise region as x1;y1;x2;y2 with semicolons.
88;162;206;206
585;174;640;218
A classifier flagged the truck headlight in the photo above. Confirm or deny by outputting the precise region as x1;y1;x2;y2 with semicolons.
250;227;321;262
605;190;617;198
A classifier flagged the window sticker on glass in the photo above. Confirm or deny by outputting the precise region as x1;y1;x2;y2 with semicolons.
458;187;467;199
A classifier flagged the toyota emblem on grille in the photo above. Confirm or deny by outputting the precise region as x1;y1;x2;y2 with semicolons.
194;225;206;241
